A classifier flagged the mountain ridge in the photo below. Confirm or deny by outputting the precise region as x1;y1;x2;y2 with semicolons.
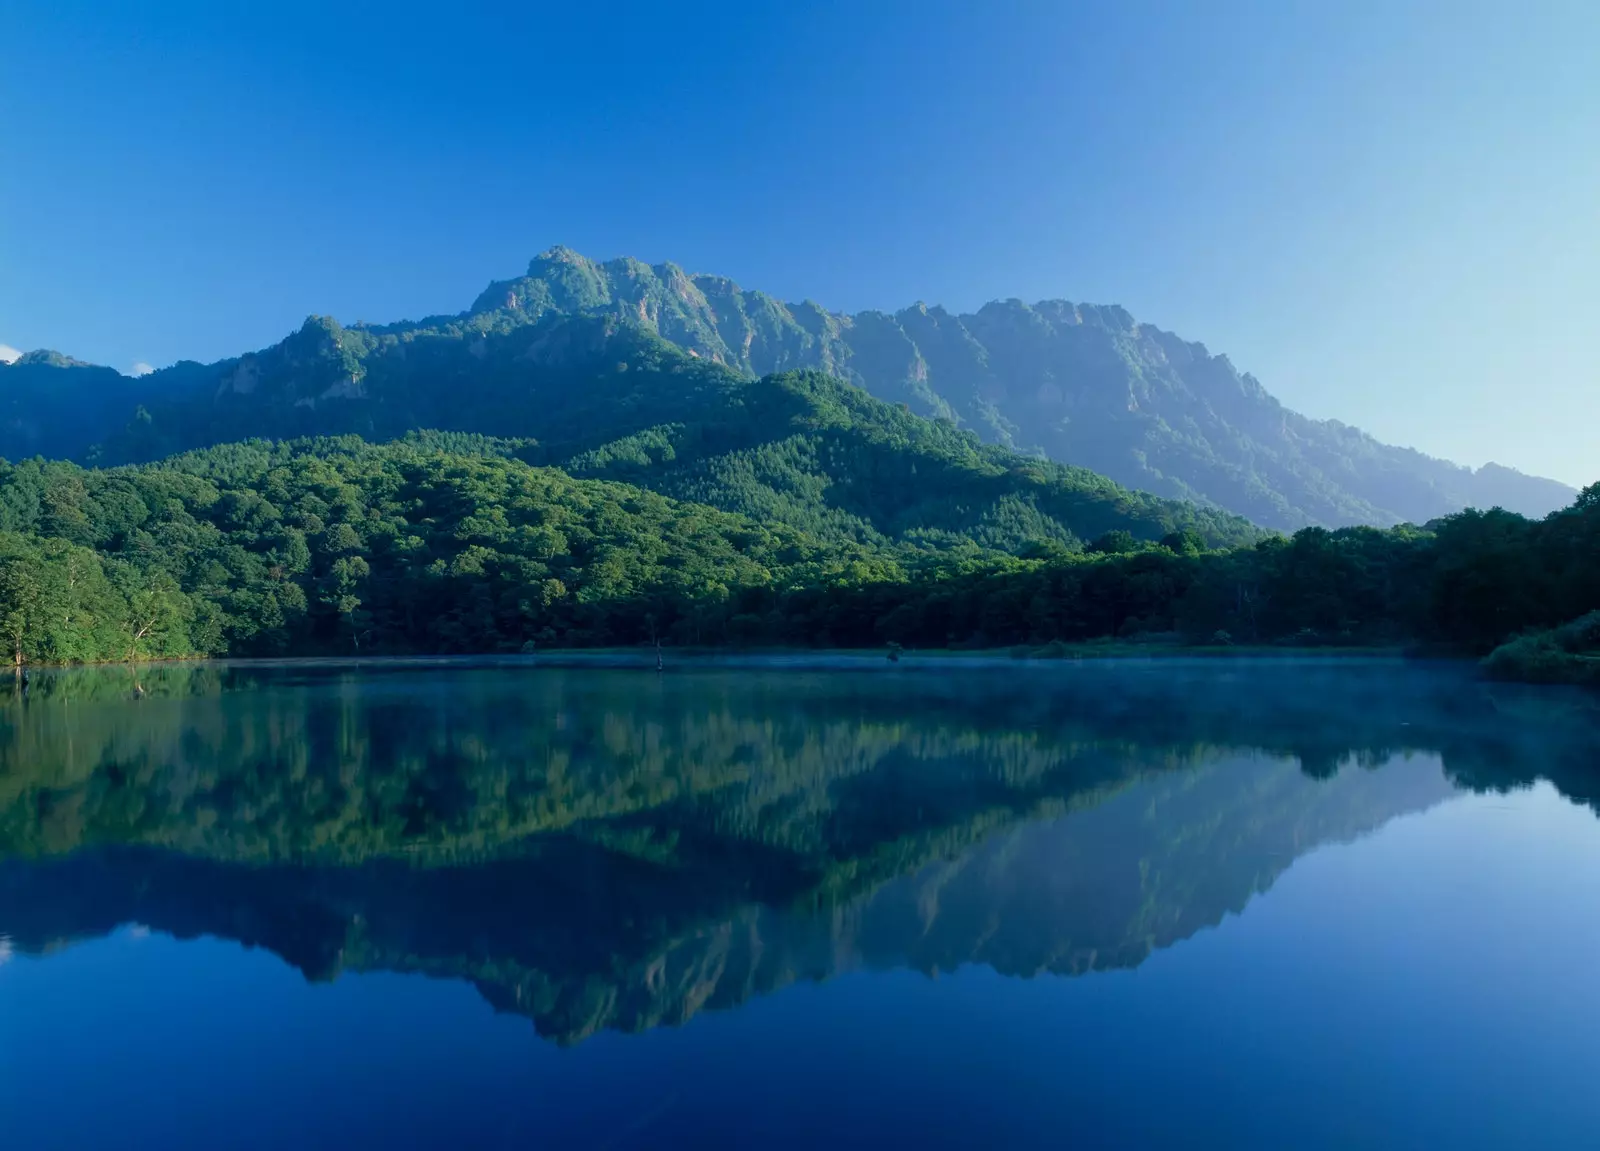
462;246;1577;527
1;311;1265;556
0;245;1577;531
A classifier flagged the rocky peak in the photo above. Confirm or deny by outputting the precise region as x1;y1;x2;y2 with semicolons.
13;349;95;369
527;244;590;274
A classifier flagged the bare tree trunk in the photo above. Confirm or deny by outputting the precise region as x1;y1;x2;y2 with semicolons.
128;624;147;664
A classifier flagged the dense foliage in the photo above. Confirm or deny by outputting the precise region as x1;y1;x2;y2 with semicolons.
0;436;908;660
724;488;1600;656
1484;612;1600;686
0;315;1261;553
0;429;1594;667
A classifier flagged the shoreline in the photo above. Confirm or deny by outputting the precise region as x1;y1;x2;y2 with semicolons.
13;643;1439;675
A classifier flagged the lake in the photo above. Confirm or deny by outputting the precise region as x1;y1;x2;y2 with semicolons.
1;658;1598;1149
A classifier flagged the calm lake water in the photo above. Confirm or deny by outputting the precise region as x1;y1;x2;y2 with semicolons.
2;658;1598;1149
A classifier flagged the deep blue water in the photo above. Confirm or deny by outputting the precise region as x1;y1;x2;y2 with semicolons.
1;660;1597;1148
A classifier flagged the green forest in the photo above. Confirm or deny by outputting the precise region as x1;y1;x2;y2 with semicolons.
0;428;1595;679
2;258;1593;682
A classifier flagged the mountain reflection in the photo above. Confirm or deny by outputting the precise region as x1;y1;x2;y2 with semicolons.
1;659;1595;1044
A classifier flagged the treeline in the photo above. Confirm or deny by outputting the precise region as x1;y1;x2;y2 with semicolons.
845;492;1599;656
0;435;1594;668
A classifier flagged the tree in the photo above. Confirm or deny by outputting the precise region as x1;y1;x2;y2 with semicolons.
1089;530;1138;555
122;573;188;662
0;555;39;666
1160;530;1205;555
326;555;371;649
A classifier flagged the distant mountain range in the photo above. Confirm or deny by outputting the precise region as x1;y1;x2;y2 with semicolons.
0;246;1577;530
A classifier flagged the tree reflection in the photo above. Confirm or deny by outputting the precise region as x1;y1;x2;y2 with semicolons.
0;660;1594;1042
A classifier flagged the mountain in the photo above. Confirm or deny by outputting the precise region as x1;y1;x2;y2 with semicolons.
2;313;1262;556
472;247;1579;528
0;248;1574;533
0;351;134;463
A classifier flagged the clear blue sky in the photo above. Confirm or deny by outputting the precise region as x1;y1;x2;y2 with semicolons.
3;0;1595;485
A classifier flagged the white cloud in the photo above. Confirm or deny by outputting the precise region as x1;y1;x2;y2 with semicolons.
129;361;154;377
0;344;20;365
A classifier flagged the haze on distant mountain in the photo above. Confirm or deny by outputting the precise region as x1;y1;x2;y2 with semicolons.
0;247;1576;532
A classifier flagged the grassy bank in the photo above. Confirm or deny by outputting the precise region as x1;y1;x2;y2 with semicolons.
1483;613;1600;687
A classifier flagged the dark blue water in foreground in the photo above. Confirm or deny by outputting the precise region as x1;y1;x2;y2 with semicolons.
2;659;1598;1148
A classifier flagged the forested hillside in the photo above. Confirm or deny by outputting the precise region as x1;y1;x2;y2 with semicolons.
0;248;1575;532
0;250;1593;676
3;313;1262;552
0;431;1594;670
0;437;902;661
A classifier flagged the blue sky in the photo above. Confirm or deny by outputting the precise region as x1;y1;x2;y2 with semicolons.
2;0;1595;485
